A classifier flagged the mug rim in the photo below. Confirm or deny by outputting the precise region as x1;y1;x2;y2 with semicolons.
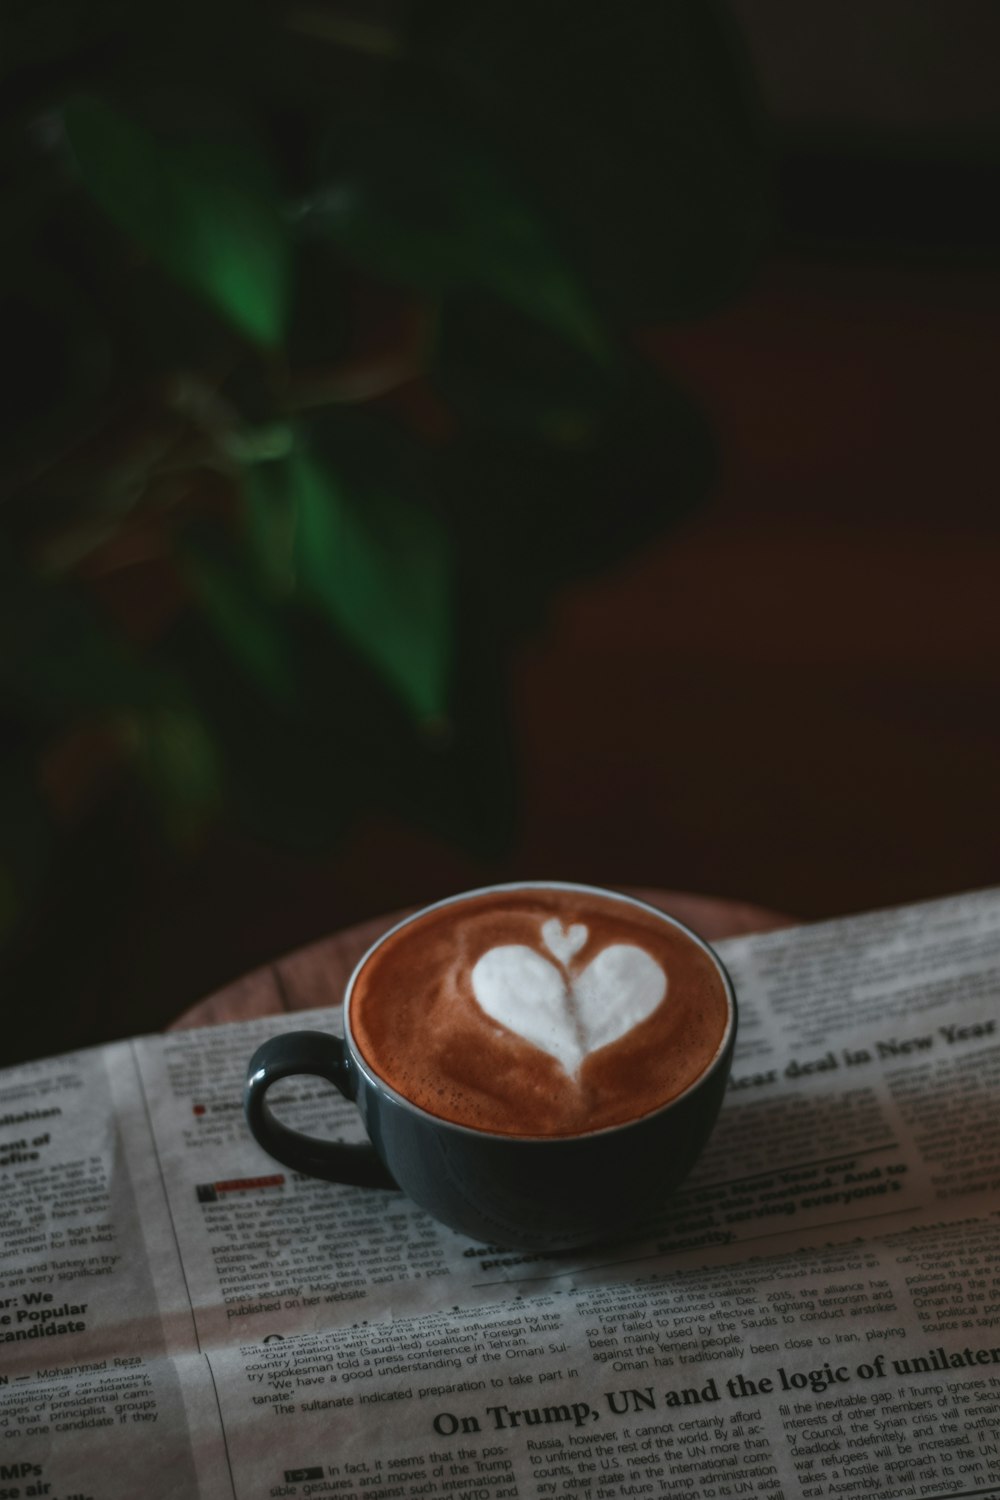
341;880;737;1143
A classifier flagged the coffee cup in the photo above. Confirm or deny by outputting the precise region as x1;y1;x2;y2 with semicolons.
244;882;736;1249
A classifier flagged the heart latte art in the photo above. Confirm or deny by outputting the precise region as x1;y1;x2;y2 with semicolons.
349;887;731;1137
471;920;667;1076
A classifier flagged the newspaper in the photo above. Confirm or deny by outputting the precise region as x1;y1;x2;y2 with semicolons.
2;888;998;1500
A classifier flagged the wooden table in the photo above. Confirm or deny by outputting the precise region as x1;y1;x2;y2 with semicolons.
169;888;793;1030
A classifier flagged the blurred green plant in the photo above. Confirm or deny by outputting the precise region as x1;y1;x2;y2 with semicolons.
0;0;770;949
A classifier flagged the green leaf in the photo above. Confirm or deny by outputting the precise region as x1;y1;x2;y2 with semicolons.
243;456;299;598
63;96;290;347
406;0;772;321
290;449;451;722
300;118;606;358
181;541;295;706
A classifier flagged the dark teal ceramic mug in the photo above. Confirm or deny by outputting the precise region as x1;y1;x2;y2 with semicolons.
245;883;736;1249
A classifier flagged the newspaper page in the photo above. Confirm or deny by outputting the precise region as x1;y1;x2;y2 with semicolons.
2;887;999;1500
0;1041;234;1496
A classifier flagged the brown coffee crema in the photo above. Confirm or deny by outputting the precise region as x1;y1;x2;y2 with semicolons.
349;888;731;1137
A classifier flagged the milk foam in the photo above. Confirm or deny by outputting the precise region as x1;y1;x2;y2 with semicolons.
348;887;730;1137
471;923;667;1076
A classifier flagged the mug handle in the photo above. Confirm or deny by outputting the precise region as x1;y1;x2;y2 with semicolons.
244;1031;398;1189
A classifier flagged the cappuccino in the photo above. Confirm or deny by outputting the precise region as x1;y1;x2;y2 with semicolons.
348;885;730;1137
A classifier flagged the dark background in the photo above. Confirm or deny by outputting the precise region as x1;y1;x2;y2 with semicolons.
5;2;1000;1060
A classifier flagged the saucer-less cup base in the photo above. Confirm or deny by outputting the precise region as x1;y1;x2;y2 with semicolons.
244;887;737;1250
